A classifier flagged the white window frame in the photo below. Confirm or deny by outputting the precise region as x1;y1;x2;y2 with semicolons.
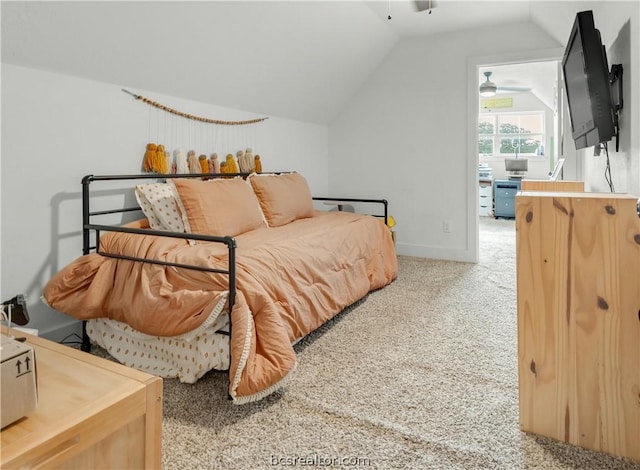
478;111;545;158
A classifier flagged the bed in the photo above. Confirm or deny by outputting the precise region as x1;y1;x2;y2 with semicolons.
43;172;398;403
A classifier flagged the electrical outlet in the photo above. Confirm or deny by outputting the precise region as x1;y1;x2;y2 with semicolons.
443;220;451;233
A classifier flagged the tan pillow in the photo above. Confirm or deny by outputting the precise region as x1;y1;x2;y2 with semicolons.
169;178;266;238
249;172;314;227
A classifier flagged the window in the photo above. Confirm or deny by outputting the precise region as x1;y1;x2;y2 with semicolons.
478;112;544;157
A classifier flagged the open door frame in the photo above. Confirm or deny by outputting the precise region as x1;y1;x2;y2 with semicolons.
466;47;565;263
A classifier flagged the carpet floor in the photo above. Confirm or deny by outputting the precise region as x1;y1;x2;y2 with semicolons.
111;218;640;469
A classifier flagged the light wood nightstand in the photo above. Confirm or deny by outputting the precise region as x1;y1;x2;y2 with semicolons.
1;331;163;469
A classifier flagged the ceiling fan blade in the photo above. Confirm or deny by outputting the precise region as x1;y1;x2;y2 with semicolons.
497;86;532;93
414;0;436;12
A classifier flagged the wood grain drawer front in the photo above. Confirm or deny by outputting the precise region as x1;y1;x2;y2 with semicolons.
11;415;145;470
1;332;162;470
3;381;148;468
516;193;640;462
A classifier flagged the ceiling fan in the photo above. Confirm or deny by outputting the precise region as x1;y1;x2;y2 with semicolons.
479;71;532;97
414;0;436;13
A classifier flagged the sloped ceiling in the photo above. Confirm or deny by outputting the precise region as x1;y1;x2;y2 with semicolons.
1;1;563;125
480;61;559;110
1;1;397;124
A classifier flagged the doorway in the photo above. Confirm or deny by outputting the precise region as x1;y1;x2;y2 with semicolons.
466;48;566;263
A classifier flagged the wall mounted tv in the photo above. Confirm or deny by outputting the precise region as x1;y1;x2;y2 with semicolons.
562;10;623;151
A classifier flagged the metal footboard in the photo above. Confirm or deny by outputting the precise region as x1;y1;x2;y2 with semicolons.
80;173;241;352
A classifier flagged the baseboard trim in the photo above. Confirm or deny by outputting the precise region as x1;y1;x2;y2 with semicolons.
396;242;475;263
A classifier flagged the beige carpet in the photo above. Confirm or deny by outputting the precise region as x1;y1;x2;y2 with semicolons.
135;219;640;468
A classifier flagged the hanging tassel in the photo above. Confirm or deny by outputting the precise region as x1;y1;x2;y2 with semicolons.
152;144;161;173
153;144;167;173
244;148;254;172
143;143;157;172
236;150;246;172
174;149;188;174
187;150;200;173
149;144;158;172
220;161;228;173
225;154;239;174
165;148;174;174
211;153;220;173
199;154;209;173
254;155;262;173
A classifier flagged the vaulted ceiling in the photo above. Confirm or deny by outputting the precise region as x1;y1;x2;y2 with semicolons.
2;1;572;124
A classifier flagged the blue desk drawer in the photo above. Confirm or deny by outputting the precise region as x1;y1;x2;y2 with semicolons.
495;197;515;217
495;187;518;199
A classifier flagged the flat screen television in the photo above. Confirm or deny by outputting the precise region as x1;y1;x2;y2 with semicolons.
562;10;615;150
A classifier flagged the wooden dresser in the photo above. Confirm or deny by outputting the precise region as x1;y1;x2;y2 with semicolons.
516;191;640;462
1;331;163;469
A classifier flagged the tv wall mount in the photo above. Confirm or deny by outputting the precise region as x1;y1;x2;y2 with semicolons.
610;63;623;152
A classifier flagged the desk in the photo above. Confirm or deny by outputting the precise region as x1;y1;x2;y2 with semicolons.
0;332;162;469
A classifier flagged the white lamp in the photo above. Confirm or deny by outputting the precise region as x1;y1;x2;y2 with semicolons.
479;71;497;97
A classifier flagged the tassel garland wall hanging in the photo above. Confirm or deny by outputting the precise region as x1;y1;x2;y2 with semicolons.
123;88;267;175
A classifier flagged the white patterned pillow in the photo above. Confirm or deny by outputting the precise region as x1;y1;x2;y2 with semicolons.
134;183;186;233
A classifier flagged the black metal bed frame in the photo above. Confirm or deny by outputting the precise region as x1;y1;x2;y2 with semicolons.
80;172;389;354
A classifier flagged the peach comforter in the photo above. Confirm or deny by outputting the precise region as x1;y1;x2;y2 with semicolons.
44;211;398;403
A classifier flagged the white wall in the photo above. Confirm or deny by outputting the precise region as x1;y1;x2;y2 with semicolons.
581;2;640;196
1;64;329;340
329;21;560;261
532;1;640;195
